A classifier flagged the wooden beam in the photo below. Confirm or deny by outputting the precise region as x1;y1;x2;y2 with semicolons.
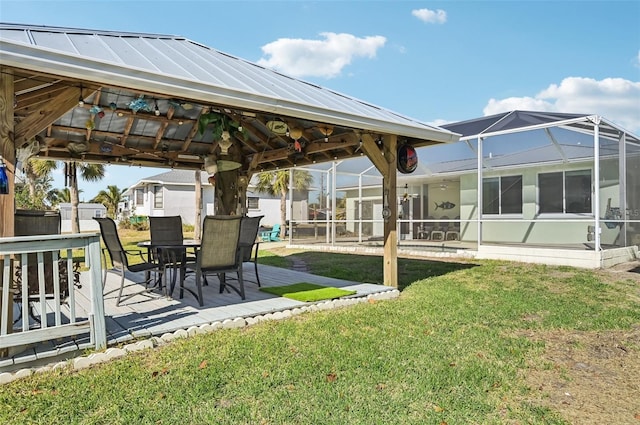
361;133;387;174
14;82;68;113
13;85;83;148
382;134;398;288
0;68;15;237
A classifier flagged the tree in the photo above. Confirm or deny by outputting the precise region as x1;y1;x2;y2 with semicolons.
17;158;58;209
66;162;106;233
15;175;54;210
254;169;313;238
93;185;125;219
48;187;73;207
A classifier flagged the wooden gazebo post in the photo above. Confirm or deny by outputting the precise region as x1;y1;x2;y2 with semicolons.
0;68;15;341
361;133;398;288
0;68;15;238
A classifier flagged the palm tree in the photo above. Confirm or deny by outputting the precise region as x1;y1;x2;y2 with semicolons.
19;158;58;209
66;162;106;233
92;185;125;219
48;187;73;207
254;169;313;239
15;174;54;210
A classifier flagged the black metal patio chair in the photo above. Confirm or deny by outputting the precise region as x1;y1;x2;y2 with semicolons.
149;215;196;295
185;215;245;305
239;215;264;286
94;217;165;306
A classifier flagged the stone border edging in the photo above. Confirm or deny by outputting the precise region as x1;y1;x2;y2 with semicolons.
0;289;400;384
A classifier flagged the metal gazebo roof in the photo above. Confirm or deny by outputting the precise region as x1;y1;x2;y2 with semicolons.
0;23;459;172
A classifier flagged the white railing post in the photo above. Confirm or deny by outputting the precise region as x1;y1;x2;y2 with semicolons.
0;233;105;360
87;235;106;350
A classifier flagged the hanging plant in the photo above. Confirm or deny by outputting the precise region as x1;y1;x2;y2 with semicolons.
197;112;248;141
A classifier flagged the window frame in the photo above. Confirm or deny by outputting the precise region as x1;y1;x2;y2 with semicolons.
537;169;592;216
135;188;144;205
153;185;163;209
482;174;523;216
247;196;259;210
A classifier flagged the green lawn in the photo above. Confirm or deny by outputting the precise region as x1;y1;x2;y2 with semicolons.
1;235;638;424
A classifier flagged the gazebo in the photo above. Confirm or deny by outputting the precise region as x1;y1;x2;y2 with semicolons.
0;24;458;354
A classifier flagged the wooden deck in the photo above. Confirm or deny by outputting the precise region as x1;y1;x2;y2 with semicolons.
1;263;390;372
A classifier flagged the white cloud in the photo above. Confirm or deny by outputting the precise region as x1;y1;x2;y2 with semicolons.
483;77;640;133
635;50;640;68
427;118;452;128
411;8;447;24
257;32;386;79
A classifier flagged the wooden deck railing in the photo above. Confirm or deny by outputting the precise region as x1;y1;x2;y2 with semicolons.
0;233;105;358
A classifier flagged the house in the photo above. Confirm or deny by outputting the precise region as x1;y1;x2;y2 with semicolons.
58;202;107;233
303;111;640;268
123;169;301;228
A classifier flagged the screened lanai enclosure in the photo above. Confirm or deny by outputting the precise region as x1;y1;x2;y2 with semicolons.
284;111;640;268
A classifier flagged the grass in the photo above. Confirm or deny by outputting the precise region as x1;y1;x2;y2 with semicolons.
3;232;638;424
259;282;356;302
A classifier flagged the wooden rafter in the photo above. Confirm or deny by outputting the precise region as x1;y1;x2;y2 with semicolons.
13;85;94;148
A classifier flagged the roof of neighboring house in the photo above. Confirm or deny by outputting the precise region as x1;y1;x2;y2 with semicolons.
126;169;284;200
128;169;211;190
58;203;106;209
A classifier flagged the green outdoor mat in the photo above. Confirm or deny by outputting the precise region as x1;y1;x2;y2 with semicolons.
259;283;356;302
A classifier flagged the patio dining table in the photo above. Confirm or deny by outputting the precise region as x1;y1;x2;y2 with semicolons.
137;240;200;298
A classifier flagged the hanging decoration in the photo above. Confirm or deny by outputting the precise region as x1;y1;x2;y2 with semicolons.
0;156;9;195
64;162;78;188
401;184;409;203
128;96;151;113
318;125;333;142
397;144;418;174
168;99;193;110
266;119;288;136
289;127;304;152
67;141;90;155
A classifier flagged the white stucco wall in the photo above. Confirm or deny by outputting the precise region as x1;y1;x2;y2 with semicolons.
457;162;626;246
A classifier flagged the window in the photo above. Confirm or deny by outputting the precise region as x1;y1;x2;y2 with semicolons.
135;188;144;205
482;175;522;215
153;185;163;209
247;197;259;210
538;170;591;214
94;209;104;218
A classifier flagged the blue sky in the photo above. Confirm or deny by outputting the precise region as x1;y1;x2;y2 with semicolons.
2;0;639;199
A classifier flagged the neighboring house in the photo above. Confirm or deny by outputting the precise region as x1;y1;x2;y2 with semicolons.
316;111;640;268
124;170;212;226
58;203;107;233
122;169;296;227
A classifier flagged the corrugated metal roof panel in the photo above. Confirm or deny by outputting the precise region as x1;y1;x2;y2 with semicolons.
1;23;452;140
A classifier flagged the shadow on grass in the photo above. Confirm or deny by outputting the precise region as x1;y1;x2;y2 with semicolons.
261;250;477;291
